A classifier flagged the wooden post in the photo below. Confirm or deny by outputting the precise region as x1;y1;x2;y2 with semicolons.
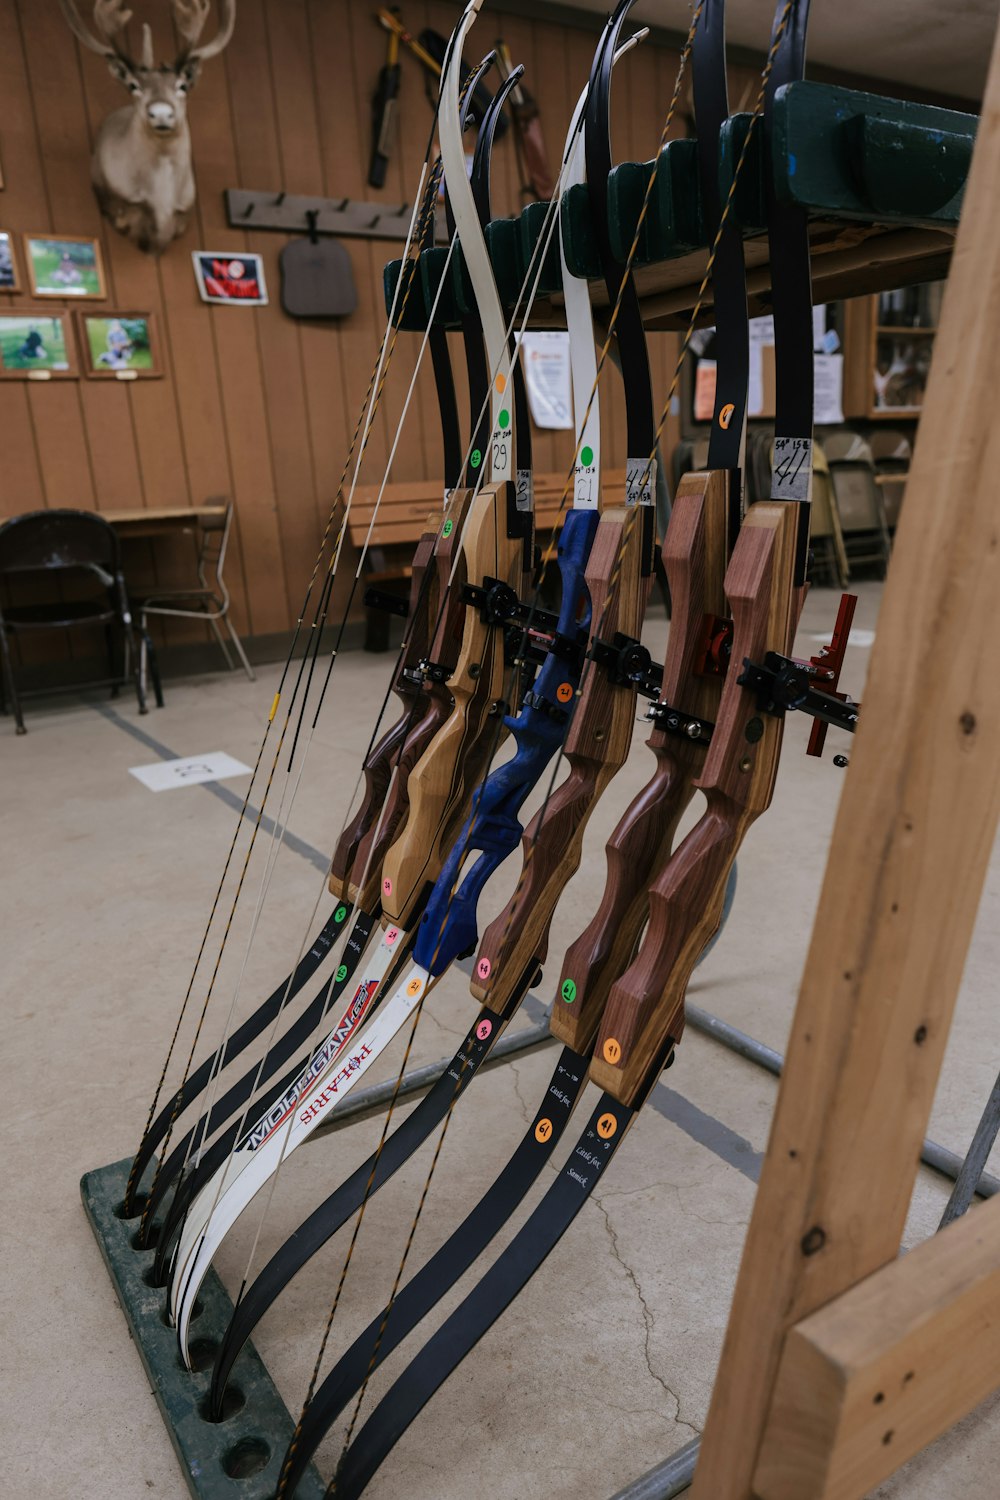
754;1194;1000;1500
691;20;1000;1499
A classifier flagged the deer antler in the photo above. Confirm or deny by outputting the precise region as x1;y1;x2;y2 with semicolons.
58;0;132;57
173;0;235;60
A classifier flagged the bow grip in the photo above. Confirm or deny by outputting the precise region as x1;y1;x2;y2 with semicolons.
329;525;437;896
591;501;800;1106
550;505;598;638
552;469;731;1050
414;509;598;977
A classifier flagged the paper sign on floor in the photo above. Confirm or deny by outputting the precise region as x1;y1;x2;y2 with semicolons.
129;751;252;792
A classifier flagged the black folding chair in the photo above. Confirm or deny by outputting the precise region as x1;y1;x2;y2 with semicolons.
0;508;147;734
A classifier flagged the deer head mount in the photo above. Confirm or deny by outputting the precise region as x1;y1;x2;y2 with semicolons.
58;0;236;254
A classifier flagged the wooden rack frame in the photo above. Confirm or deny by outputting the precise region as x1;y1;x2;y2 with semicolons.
688;22;1000;1500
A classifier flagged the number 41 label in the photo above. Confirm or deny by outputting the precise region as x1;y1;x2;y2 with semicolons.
772;437;812;501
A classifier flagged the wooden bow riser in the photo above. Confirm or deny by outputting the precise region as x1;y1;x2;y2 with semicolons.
592;499;800;1106
341;485;476;912
469;506;649;1015
328;525;439;894
377;479;527;929
551;468;731;1055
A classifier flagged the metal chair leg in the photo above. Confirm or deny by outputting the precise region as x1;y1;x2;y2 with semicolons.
144;629;164;709
0;621;25;734
223;615;256;683
208;613;236;671
127;622;147;716
107;622;121;698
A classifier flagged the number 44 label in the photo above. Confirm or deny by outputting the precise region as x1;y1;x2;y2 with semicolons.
772;437;813;501
625;456;656;508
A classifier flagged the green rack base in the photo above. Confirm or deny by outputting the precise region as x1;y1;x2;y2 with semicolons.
81;1157;326;1500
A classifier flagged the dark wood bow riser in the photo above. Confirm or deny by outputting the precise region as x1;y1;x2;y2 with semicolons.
592;498;801;1106
551;465;731;1057
327;523;440;894
468;503;650;1013
331;485;475;913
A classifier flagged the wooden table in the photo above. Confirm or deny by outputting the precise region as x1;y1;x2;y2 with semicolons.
101;504;228;539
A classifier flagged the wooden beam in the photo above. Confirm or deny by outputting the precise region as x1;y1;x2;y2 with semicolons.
753;1194;1000;1500
690;19;1000;1500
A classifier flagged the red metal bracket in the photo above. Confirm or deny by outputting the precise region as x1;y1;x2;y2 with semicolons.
802;593;857;757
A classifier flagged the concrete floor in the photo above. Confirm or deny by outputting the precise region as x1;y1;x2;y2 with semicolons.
2;578;999;1500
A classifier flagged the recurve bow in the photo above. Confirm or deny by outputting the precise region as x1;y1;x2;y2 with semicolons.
168;10;537;1357
146;59;495;1281
126;156;459;1227
144;47;503;1276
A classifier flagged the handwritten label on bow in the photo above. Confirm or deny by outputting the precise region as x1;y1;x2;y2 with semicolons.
626;456;656;509
772;437;813;502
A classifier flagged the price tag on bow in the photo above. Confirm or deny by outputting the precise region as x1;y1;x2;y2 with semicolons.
625;456;656;508
772;437;813;502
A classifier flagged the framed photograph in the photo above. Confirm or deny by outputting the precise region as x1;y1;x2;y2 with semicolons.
0;311;76;378
0;231;20;291
192;251;268;306
78;311;160;379
24;233;106;299
872;332;933;415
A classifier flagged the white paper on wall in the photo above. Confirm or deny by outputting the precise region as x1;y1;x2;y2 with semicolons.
518;331;573;429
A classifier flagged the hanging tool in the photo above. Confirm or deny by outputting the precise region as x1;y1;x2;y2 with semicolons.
369;7;402;188
376;7;506;134
496;37;554;200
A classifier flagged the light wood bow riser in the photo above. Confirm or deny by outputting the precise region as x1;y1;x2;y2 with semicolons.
377;480;528;929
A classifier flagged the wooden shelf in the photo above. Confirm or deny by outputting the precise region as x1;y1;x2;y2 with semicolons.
532;222;955;333
874;323;936;334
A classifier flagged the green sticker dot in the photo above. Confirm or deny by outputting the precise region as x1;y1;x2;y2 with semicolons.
498;408;510;431
334;905;347;924
470;448;482;469
561;979;577;1004
442;518;453;537
335;964;348;983
580;446;594;467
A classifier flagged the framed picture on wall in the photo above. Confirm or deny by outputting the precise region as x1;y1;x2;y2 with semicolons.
23;233;106;299
77;311;160;379
0;232;20;291
192;251;268;305
0;310;77;377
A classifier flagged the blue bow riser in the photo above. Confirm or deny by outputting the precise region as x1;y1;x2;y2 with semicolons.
415;506;599;977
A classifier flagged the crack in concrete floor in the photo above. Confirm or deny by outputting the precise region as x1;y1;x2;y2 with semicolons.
592;1191;700;1442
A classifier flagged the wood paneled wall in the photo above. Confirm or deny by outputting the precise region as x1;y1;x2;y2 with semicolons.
0;0;688;649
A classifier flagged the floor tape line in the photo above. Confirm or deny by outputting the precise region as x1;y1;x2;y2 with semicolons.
95;702;330;875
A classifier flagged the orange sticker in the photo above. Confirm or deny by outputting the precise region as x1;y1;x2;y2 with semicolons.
603;1037;622;1066
719;402;735;430
534;1118;553;1143
495;372;507;394
406;977;423;997
556;681;573;704
597;1113;618;1140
